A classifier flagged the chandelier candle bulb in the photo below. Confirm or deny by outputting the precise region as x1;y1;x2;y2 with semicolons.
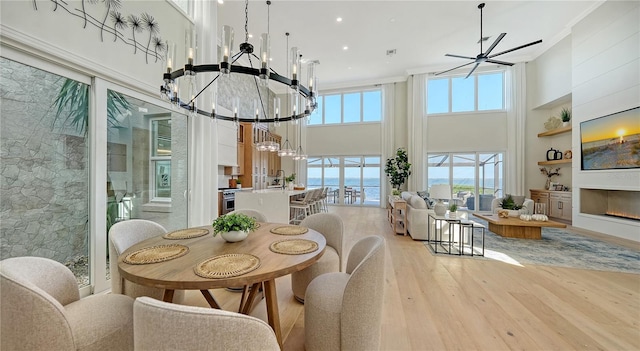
221;25;234;74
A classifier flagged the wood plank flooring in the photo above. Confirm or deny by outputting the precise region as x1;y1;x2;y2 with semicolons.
183;206;640;350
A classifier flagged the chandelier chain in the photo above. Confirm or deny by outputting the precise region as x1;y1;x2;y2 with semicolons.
244;0;249;43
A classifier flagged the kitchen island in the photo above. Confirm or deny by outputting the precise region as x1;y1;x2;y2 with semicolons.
235;188;315;224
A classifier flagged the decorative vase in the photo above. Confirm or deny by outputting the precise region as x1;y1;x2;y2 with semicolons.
220;230;248;242
288;183;294;190
545;178;551;190
449;211;457;219
562;121;570;127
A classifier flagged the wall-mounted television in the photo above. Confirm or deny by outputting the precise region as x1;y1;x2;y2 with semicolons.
580;106;640;170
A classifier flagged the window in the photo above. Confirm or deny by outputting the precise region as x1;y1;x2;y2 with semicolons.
427;152;503;212
169;0;193;18
306;156;381;206
426;71;504;114
150;117;172;201
309;89;382;125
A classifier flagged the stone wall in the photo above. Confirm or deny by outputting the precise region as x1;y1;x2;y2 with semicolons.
0;58;89;263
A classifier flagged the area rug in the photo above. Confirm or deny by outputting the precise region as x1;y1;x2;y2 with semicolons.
424;216;640;274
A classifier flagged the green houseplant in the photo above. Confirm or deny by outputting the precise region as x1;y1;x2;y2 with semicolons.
385;148;412;191
212;213;257;242
499;194;522;210
560;107;571;126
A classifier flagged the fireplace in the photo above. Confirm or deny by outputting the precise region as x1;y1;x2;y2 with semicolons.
580;188;640;221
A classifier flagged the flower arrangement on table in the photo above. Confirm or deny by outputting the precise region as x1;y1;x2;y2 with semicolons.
540;167;561;190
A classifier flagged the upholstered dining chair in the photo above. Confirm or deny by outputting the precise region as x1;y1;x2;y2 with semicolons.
133;296;280;351
109;219;184;303
1;256;134;351
291;212;344;303
228;208;268;222
304;235;386;351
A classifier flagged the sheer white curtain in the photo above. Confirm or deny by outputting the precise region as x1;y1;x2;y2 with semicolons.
381;83;395;206
505;63;527;195
407;74;427;192
189;0;217;226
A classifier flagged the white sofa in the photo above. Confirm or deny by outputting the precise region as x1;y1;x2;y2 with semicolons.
399;192;466;241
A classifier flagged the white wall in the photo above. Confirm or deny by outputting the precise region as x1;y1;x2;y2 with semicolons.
525;35;573;193
307;123;382;156
571;0;640;241
426;112;508;152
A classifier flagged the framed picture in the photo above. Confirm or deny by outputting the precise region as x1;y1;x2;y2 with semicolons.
553;184;564;191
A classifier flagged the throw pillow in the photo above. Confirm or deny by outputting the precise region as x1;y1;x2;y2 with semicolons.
417;190;434;209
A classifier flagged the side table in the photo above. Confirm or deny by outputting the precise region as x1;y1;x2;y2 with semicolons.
388;195;407;236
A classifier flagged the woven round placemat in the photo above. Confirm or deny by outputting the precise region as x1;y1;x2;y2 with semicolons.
123;244;189;265
269;225;309;235
194;254;261;279
270;239;318;255
163;228;209;240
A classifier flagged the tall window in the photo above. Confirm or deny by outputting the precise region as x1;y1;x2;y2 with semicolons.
150;117;172;201
1;57;90;287
307;156;381;206
427;71;504;114
427;152;503;212
309;88;382;125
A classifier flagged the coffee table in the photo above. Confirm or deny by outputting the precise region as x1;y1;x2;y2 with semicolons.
472;213;566;239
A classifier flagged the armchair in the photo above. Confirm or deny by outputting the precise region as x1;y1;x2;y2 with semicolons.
1;256;134;350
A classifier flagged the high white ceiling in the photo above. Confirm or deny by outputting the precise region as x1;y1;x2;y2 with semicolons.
217;1;602;90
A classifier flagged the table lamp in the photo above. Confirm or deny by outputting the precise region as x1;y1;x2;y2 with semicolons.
429;184;451;216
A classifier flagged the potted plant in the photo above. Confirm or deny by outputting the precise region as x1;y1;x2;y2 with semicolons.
235;178;242;189
560;107;571;127
212;213;257;242
499;194;522;217
285;173;296;190
448;203;458;218
385;148;412;192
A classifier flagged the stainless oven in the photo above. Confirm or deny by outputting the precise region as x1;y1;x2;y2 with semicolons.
221;189;236;214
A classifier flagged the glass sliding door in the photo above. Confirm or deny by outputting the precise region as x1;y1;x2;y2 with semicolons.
306;155;380;207
1;57;91;288
104;90;189;290
427;152;504;212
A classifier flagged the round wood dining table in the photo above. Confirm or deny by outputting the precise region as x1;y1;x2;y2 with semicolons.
118;222;326;349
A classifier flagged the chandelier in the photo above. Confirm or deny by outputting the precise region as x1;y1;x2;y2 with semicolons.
160;0;318;124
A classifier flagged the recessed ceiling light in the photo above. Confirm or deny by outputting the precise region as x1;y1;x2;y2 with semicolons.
343;46;349;50
348;67;352;70
389;18;395;23
336;17;343;22
217;0;223;3
248;34;253;38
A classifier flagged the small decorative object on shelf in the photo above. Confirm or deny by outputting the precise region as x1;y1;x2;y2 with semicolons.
560;107;571;126
531;214;549;221
540;167;561;190
212;213;257;242
544;116;562;131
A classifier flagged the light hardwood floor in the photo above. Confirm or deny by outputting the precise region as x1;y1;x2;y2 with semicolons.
184;206;640;350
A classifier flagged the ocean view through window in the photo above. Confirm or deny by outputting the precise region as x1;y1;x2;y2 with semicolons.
307;156;380;206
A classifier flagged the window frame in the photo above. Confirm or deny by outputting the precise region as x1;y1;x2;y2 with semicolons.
426;69;506;115
309;87;382;125
149;117;173;203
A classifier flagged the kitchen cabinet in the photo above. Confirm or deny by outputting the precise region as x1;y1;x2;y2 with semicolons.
237;123;281;189
217;119;238;166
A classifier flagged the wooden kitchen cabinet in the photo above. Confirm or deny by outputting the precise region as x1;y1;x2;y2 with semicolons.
237;123;281;189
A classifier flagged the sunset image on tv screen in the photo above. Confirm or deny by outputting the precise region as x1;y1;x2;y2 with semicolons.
580;107;640;170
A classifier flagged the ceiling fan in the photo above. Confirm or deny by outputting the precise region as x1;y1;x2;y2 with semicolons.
435;2;542;78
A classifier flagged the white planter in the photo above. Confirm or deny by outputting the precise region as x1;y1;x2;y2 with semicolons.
562;121;570;127
220;230;248;242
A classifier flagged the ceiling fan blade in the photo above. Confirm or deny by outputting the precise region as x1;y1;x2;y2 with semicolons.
435;61;475;76
489;39;542;58
485;58;514;66
445;54;477;60
465;62;481;79
483;33;506;56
